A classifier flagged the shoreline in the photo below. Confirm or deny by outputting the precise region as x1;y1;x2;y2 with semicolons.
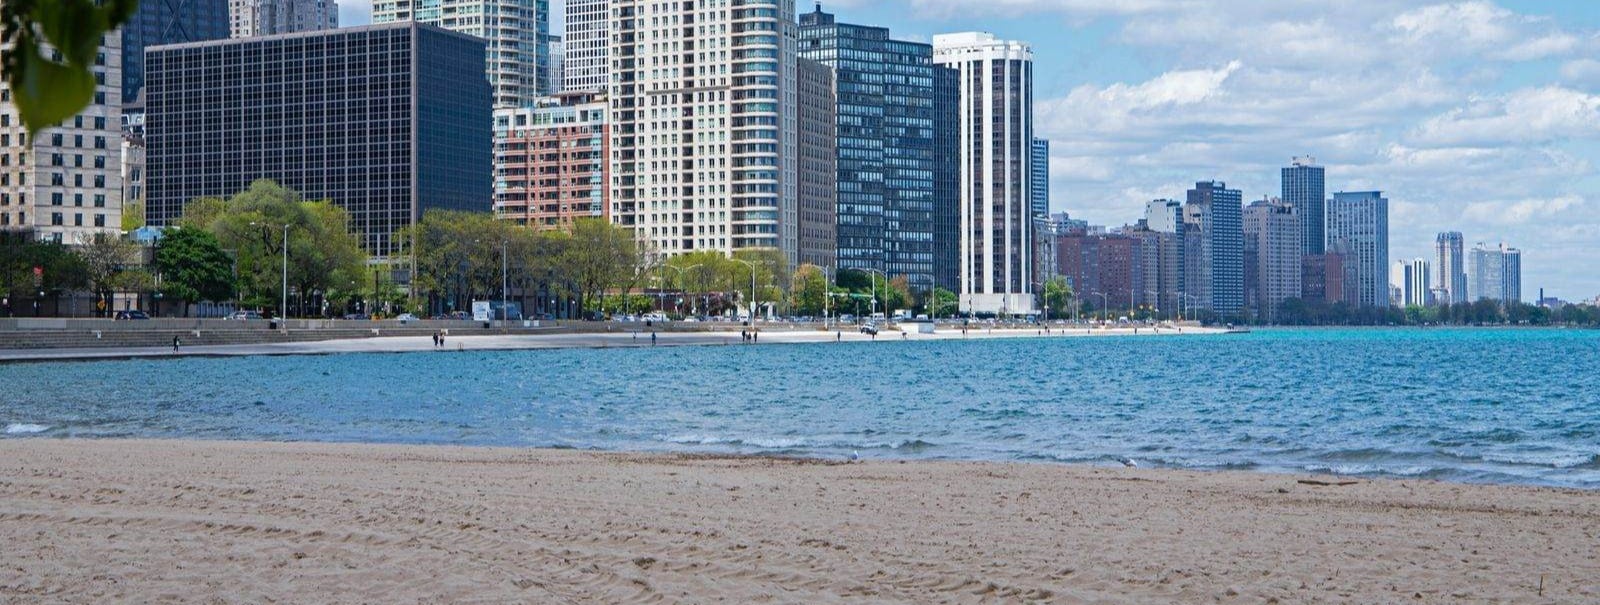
2;438;1595;602
0;324;1230;363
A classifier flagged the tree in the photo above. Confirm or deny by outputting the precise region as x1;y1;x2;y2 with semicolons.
121;199;146;232
0;238;88;315
74;232;138;316
1;0;137;135
154;227;233;316
1042;276;1072;320
200;180;368;316
929;287;958;319
564;218;637;317
790;264;827;316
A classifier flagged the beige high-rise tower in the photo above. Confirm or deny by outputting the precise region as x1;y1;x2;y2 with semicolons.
373;0;553;106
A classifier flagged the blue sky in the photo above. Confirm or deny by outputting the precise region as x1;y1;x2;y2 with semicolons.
343;0;1600;300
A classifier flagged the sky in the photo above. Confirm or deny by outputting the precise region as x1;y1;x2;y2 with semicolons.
341;0;1600;301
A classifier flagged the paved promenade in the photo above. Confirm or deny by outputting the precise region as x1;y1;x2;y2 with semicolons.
0;324;1227;363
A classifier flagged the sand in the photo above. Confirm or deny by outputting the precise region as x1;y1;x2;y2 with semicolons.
1;439;1595;603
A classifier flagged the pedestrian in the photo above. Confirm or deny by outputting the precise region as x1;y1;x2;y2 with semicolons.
172;335;181;353
651;331;658;346
432;331;439;347
836;331;841;342
753;330;759;343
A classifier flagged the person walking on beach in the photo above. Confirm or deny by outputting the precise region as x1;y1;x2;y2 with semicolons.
172;335;181;353
651;331;657;346
432;331;440;347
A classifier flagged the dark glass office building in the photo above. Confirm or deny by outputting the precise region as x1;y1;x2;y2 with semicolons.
1029;137;1049;219
933;65;960;293
1282;156;1325;254
799;6;949;293
122;0;230;104
1186;181;1244;317
144;23;492;255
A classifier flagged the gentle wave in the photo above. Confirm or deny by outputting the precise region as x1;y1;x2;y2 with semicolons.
660;434;937;451
4;423;51;435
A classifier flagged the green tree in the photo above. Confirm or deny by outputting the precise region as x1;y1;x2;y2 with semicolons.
1042;276;1073;320
120;199;146;232
201;180;367;316
0;238;87;314
564;218;638;317
74;232;138;316
154;227;233;316
790;264;827;316
1;0;137;135
928;287;958;319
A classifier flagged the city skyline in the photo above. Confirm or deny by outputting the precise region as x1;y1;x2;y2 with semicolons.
335;0;1600;299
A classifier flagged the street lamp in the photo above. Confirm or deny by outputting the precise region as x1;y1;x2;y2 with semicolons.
250;222;290;322
1090;291;1109;324
731;258;758;322
1146;290;1162;321
857;267;887;320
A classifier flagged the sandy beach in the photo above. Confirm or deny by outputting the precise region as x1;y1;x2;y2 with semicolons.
1;439;1595;603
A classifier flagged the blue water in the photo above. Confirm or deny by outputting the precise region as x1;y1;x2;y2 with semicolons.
4;328;1599;488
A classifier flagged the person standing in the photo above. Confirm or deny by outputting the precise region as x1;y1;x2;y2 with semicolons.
172;336;181;353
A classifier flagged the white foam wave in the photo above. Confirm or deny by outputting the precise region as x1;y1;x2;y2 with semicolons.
4;423;51;435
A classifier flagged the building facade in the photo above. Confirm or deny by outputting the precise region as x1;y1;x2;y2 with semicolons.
1243;198;1301;321
606;0;801;264
122;0;231;104
799;7;940;292
1;31;124;242
1144;199;1182;234
1390;258;1431;307
1326;191;1390;308
229;0;338;38
493;92;608;230
796;57;838;269
563;0;608;92
1185;180;1243;316
934;32;1035;315
1468;242;1522;303
932;64;961;293
1282;155;1324;255
1029;137;1049;219
374;0;553;105
1301;252;1346;305
144;23;493;255
1435;231;1467;305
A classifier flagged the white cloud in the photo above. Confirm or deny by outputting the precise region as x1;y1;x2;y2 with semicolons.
1560;59;1600;87
1410;87;1600;147
1463;195;1584;224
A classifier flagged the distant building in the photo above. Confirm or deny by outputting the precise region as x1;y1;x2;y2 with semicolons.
1185;181;1244;316
935;31;1036;315
1282;156;1325;255
796;57;839;269
229;0;338;38
1124;222;1181;318
374;0;554;105
1;31;124;242
1435;231;1467;305
932;66;961;293
545;34;564;94
1144;199;1183;234
1327;191;1389;307
122;0;230;104
144;23;493;255
121;132;145;219
1030;138;1050;219
562;0;607;92
801;7;944;292
493;92;608;230
1301;252;1346;305
1243;198;1301;320
1468;242;1522;303
1391;258;1431;307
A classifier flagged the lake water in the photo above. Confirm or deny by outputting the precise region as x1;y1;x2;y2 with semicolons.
4;328;1598;488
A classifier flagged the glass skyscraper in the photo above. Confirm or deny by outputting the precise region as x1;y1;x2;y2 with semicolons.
144;23;493;255
1327;191;1390;308
122;0;231;104
1185;181;1244;317
1030;138;1049;219
799;6;944;292
1281;156;1325;254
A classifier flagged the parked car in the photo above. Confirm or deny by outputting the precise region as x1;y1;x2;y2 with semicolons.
342;313;371;320
113;310;150;320
858;323;879;335
230;310;264;321
395;313;418;323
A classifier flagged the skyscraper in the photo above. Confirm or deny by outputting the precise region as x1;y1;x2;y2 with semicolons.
144;23;493;255
797;57;839;269
562;0;607;92
932;65;961;293
606;0;801;263
1468;243;1522;303
229;0;338;38
1185;181;1244;316
1144;199;1183;233
374;0;553;105
493;92;608;230
1282;156;1325;255
1;31;124;243
799;7;940;291
1243;198;1301;320
934;32;1035;315
1391;258;1431;307
1435;231;1467;304
1326;191;1390;307
1030;137;1049;219
122;0;231;104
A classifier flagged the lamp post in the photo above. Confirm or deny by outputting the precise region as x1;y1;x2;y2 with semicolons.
250;222;290;322
731;258;758;322
858;267;887;320
1146;290;1162;321
1090;291;1109;324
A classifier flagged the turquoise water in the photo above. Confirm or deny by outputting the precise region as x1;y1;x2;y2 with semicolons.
4;328;1598;488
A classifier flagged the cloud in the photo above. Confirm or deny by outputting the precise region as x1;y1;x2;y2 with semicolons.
1462;195;1585;225
1560;59;1600;87
1410;87;1600;147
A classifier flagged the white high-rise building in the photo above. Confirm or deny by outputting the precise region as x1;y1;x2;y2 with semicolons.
1327;191;1389;308
1144;199;1182;234
934;32;1035;316
1435;231;1467;304
563;0;608;93
1468;242;1522;303
606;0;800;264
374;0;553;106
1391;258;1431;307
230;0;338;38
0;31;124;243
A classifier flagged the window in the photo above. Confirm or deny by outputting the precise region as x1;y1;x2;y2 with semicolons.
50;212;63;226
93;214;105;227
74;213;83;226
